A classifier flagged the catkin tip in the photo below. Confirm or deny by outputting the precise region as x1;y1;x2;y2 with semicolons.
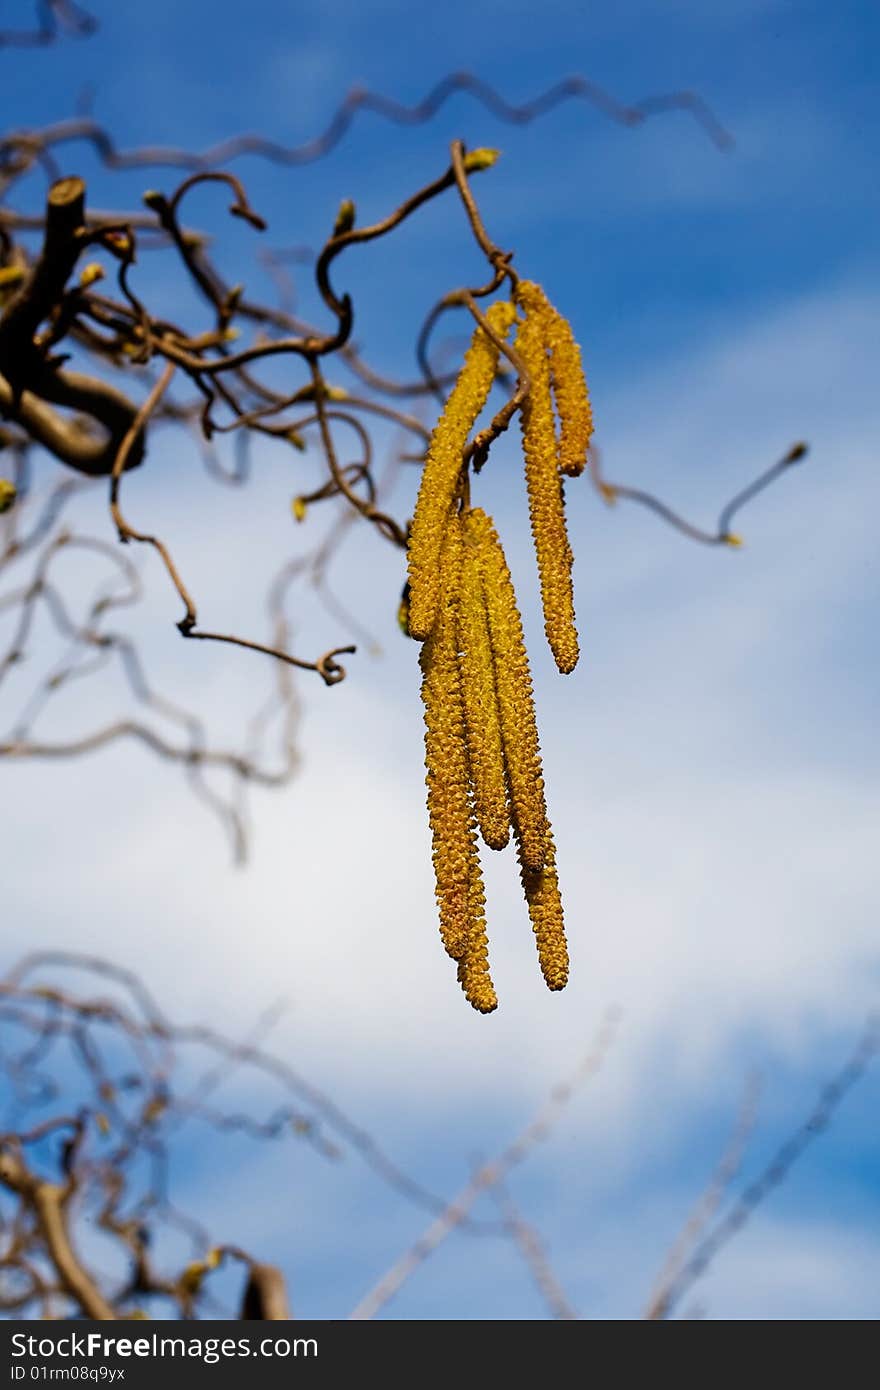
458;950;499;1013
520;850;569;993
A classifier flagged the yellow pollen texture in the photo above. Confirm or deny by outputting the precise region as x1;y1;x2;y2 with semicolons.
468;508;551;874
407;300;516;642
518;839;570;992
457;517;510;851
457;843;498;1013
545;305;592;478
514;283;579;675
419;513;484;964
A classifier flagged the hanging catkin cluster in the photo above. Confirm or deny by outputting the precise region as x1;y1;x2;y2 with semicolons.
408;286;592;1011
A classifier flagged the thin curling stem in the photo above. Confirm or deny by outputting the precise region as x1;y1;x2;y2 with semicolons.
458;513;510;851
419;513;484;963
407;300;516;641
469;508;551;874
515;283;579;674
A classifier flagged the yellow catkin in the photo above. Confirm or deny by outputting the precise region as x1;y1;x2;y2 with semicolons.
467;508;550;874
419;512;484;962
457;517;510;851
514;282;579;675
518;837;570;992
456;830;498;1013
545;304;592;478
514;281;592;477
407;300;516;641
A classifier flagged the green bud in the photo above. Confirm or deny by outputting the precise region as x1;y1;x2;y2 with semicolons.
333;199;356;236
464;148;501;173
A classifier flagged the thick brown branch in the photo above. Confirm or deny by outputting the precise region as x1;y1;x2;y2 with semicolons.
0;367;146;476
0;178;146;475
0;1147;116;1319
0;177;86;380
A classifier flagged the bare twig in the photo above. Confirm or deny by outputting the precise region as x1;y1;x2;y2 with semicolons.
349;1009;621;1320
493;1179;579;1320
649;1017;880;1320
644;1073;761;1319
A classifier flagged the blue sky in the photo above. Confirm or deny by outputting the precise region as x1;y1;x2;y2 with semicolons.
1;0;878;1319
